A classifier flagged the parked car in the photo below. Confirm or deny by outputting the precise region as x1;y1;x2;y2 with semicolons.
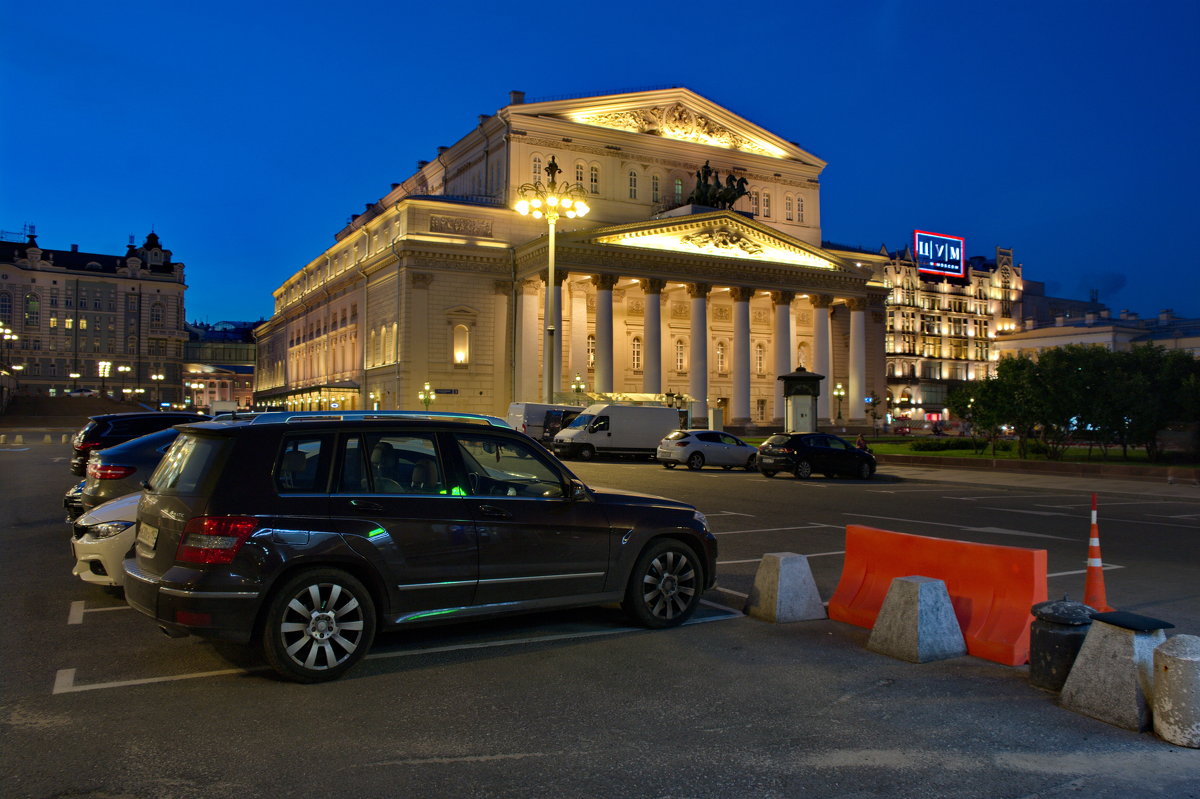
122;411;716;683
69;411;210;475
552;403;682;460
756;432;876;480
71;491;141;589
63;479;86;521
66;388;100;397
656;430;757;471
80;428;179;513
505;402;583;443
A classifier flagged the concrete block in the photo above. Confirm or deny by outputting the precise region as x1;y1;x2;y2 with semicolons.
1060;619;1166;731
43;434;52;444
867;576;966;663
0;433;6;444
13;434;22;445
61;433;69;444
1153;635;1200;748
744;552;826;623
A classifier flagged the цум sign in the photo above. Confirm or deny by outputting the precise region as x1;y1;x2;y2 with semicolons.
914;230;965;278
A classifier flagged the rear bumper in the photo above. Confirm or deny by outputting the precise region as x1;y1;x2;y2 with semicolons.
122;559;262;643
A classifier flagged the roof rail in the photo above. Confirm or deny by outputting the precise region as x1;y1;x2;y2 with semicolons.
246;410;511;427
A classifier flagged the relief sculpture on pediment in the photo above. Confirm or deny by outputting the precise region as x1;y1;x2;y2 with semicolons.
574;103;776;157
681;228;764;256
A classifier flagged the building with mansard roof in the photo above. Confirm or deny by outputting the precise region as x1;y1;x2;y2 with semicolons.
0;231;189;404
254;87;898;429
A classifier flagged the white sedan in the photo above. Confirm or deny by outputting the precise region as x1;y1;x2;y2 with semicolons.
656;430;758;471
70;491;140;588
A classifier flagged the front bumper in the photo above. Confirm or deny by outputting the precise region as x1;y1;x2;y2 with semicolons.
71;527;135;587
122;558;263;643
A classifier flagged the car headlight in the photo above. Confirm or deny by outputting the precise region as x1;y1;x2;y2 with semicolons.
86;521;135;539
692;510;709;529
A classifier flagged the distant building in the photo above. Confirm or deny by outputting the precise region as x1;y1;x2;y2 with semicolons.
0;231;188;404
994;308;1200;360
184;320;260;410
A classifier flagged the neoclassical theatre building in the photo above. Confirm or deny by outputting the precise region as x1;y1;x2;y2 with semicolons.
255;87;900;427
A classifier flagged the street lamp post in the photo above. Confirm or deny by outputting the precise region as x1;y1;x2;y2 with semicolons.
150;373;164;408
833;382;846;427
571;372;586;397
1;327;18;370
418;381;435;411
117;364;131;399
513;155;591;404
69;372;81;392
98;361;111;398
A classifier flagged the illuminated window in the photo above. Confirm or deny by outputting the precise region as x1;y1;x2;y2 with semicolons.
628;170;638;200
589;165;599;194
750;191;759;215
532;155;542;183
673;178;683;204
586;334;595;367
575;162;584;184
80;318;88;330
23;293;39;327
452;324;470;364
762;192;771;218
151;303;164;325
66;318;74;330
797;196;805;222
716;341;726;373
651;175;660;203
631;336;642;370
755;342;766;374
0;292;11;325
785;195;794;221
674;339;686;372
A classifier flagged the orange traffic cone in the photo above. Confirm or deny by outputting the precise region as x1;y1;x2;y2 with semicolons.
1084;493;1115;612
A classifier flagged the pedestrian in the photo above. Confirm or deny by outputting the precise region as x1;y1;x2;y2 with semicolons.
855;434;870;452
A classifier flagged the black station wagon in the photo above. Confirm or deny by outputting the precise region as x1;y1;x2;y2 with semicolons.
123;412;717;682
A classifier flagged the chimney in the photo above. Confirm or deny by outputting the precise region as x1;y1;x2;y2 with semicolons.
391;183;400;189
417;160;429;170
509;90;526;105
437;146;449;155
1100;309;1111;319
478;114;491;125
70;244;79;252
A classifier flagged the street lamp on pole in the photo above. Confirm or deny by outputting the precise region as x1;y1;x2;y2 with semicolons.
513;155;590;404
833;382;846;426
571;372;586;396
418;381;435;411
150;373;164;408
69;372;81;392
1;327;18;370
117;364;131;399
98;361;111;398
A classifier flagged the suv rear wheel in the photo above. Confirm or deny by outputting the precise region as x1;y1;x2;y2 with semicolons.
622;539;702;628
261;568;377;683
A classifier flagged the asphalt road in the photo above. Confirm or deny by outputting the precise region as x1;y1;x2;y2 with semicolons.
3;437;1199;798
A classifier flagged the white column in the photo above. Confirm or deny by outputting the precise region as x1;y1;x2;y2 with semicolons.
493;281;511;410
811;294;832;423
642;279;664;394
688;283;710;422
569;282;588;386
730;286;752;426
593;274;616;393
849;298;867;422
515;279;539;401
771;291;795;427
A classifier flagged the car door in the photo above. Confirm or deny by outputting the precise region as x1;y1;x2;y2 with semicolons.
327;432;477;616
694;431;725;465
718;433;748;466
823;435;856;475
451;431;612;604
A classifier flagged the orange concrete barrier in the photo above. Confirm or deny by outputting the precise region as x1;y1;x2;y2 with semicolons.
828;525;1047;666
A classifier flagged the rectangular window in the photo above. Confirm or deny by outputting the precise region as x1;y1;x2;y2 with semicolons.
651;175;660;203
276;437;327;493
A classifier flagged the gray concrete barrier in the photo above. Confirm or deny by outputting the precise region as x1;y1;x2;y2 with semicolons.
743;552;826;623
1153;635;1200;748
867;576;966;663
1060;613;1171;732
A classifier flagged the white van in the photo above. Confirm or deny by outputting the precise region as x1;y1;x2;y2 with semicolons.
552;403;682;460
506;402;584;443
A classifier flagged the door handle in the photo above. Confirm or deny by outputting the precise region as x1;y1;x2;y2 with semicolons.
349;500;383;511
477;504;512;519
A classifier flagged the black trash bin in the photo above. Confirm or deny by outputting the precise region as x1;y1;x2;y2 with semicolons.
1029;597;1096;692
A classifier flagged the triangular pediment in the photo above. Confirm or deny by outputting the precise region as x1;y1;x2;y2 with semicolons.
567;210;852;273
508;88;825;167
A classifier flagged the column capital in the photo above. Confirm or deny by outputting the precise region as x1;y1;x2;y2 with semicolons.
641;278;666;295
592;274;619;291
687;282;712;299
540;271;567;288
770;290;796;306
846;297;868;312
730;286;755;303
809;293;833;309
519;278;541;295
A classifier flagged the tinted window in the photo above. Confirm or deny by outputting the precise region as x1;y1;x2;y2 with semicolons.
565;413;594;429
350;433;443;495
826;437;850;451
764;435;791;446
664;431;689;441
697;432;722;443
150;433;230;495
456;434;566;498
719;434;741;446
275;437;326;493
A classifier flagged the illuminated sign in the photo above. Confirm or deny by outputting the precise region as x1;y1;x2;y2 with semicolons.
914;230;965;278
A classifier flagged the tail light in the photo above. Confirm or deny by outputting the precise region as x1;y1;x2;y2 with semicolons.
74;441;103;452
674;441;689;447
87;463;136;480
176;516;259;564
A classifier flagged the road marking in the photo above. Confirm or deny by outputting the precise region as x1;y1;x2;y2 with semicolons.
0;447;31;452
957;526;1075;541
1048;564;1124;578
718;550;845;566
950;494;1087;501
849;514;1075;541
706;510;755;517
68;601;133;625
51;608;742;695
713;524;840;536
979;507;1074;517
714;586;748;599
1037;501;1170;509
1150;513;1200;519
870;488;979;495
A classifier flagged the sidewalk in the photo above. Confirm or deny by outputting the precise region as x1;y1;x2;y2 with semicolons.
883;462;1200;499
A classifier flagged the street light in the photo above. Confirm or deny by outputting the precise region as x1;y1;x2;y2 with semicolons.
571;372;586;396
418;381;435;411
514;155;590;403
833;382;846;425
188;381;204;408
117;364;131;399
1;327;18;370
69;372;81;392
98;361;111;398
150;373;164;408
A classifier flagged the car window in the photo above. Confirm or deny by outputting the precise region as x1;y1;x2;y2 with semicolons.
719;434;741;447
591;416;610;432
663;430;689;441
455;434;566;498
275;436;326;493
697;432;721;443
764;435;790;446
826;437;850;451
351;433;443;495
150;433;230;495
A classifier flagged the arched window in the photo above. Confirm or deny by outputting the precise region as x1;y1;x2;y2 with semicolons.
586;334;596;367
651;175;660;203
785;195;794;221
673;178;683;204
750;191;760;215
755;342;766;374
628;170;638;200
675;339;686;372
532;155;542;183
23;293;39;327
0;292;11;325
575;162;585;184
716;341;727;372
589;165;600;194
453;324;470;364
631;336;642;371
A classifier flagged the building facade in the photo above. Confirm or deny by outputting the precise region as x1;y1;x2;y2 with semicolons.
184;320;259;411
994;308;1200;360
254;88;889;428
0;232;189;404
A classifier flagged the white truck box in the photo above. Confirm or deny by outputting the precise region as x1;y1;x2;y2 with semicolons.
552;403;682;460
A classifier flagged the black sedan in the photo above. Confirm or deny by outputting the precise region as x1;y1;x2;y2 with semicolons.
756;432;876;480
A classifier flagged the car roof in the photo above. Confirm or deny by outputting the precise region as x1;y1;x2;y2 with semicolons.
243;410;511;427
173;414;519;436
88;411;210;422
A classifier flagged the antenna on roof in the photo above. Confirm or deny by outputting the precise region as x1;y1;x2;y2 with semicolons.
129;234;135;246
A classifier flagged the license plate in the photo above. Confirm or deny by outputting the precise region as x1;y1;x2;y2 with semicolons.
136;522;159;550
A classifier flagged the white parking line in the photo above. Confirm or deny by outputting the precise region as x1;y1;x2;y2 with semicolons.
68;601;133;625
1048;564;1124;578
52;608;743;695
713;524;840;536
717;550;845;567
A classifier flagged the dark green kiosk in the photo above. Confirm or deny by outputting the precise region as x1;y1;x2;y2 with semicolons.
777;366;824;433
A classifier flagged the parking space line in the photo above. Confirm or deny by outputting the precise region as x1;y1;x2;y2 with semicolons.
68;601;133;625
713;524;839;537
718;550;845;567
1048;564;1124;578
53;665;255;694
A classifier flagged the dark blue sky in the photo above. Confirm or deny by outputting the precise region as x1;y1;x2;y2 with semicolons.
3;1;1197;321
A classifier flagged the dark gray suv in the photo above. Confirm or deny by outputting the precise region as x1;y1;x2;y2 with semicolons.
123;412;717;682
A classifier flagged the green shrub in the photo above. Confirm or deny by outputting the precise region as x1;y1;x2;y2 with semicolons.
909;438;978;452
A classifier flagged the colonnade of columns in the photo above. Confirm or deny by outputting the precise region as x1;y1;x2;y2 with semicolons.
516;272;869;427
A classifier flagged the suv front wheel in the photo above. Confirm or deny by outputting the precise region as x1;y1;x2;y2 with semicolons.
261;568;377;683
622;539;702;628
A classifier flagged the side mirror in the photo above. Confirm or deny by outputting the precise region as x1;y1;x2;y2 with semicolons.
569;480;589;501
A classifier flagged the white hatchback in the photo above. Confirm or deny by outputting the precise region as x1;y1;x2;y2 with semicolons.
70;491;140;588
656;429;758;471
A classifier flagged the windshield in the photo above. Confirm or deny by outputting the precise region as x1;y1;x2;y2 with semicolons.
565;413;594;429
148;433;230;495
